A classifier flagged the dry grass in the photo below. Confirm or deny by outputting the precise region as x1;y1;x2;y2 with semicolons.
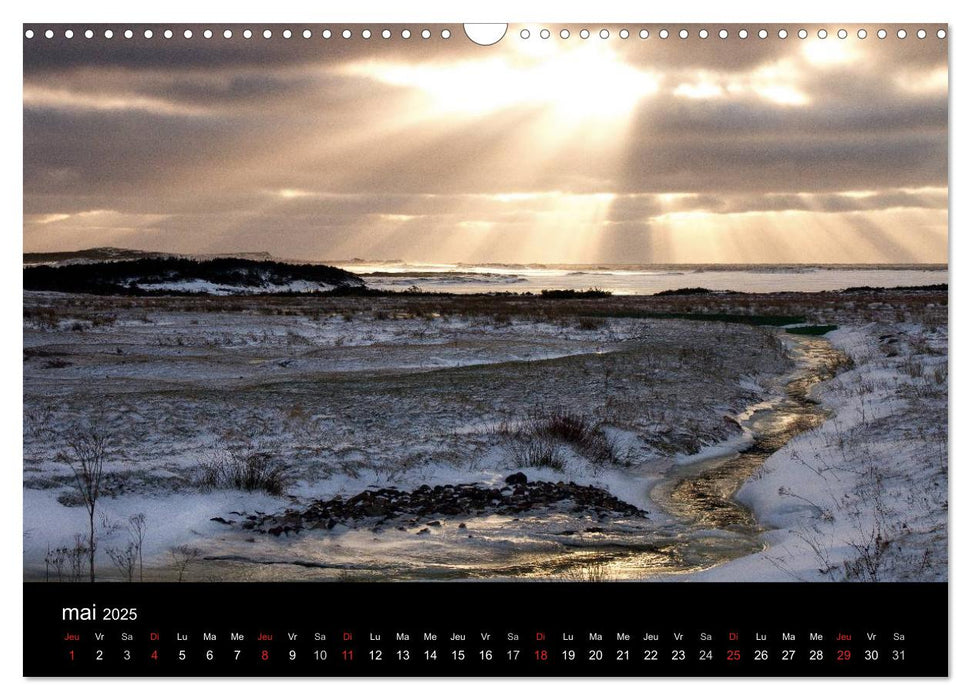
556;562;611;582
198;449;292;495
24;285;948;331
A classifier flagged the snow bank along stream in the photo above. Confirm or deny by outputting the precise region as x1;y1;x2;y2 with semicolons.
187;336;847;581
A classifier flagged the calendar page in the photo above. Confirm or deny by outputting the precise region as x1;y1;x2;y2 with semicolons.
22;22;948;677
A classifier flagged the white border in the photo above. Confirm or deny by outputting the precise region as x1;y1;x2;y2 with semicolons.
4;1;963;698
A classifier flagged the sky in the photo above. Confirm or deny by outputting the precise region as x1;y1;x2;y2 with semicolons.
22;23;948;264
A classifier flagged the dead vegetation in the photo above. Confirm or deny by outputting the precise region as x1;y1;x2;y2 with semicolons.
501;409;617;472
22;284;947;329
197;448;292;495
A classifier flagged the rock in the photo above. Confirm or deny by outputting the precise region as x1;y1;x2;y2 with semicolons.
457;523;467;529
236;477;647;535
417;528;430;535
210;516;234;525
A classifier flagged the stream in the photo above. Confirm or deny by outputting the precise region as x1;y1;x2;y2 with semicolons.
631;334;847;577
182;333;847;582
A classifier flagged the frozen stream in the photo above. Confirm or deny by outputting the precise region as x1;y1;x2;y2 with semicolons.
637;336;846;577
186;335;846;582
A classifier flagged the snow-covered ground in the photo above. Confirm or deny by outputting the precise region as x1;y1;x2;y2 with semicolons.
134;279;341;295
24;292;793;580
22;291;947;582
689;322;948;582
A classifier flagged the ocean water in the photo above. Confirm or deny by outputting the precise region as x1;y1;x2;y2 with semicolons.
342;263;948;296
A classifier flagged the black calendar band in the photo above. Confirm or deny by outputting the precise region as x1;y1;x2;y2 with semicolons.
23;581;947;677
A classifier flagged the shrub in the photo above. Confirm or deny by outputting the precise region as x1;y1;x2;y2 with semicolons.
44;534;88;583
503;410;616;472
106;542;138;582
169;545;202;583
539;288;611;299
199;449;291;495
558;562;611;582
57;430;108;582
532;410;615;463
511;438;565;471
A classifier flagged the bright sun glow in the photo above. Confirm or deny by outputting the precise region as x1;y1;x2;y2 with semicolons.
673;65;809;106
23;29;947;266
802;39;857;66
333;44;657;264
276;188;311;199
343;46;658;121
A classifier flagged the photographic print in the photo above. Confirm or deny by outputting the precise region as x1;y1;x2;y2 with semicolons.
23;24;947;588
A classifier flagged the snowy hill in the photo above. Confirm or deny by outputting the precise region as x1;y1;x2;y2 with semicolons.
23;256;364;296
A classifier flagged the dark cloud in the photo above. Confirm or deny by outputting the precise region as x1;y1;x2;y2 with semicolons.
23;24;469;74
22;24;948;262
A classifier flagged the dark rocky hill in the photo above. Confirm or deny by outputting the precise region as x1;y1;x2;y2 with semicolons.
23;256;364;295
